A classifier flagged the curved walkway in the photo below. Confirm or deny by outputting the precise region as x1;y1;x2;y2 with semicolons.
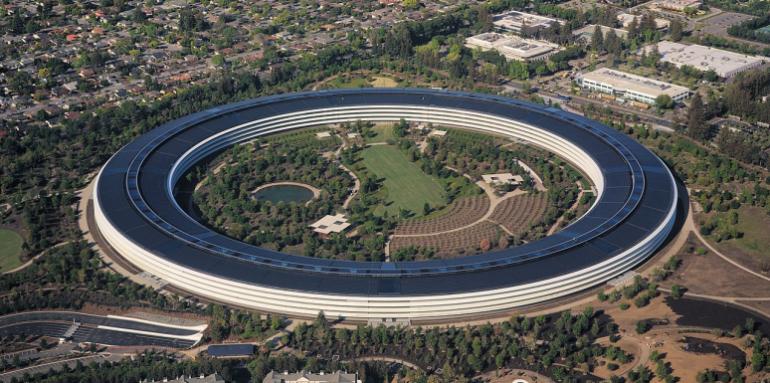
546;183;585;236
2;241;70;275
692;224;770;283
350;356;424;371
392;181;525;238
652;197;770;319
338;164;360;209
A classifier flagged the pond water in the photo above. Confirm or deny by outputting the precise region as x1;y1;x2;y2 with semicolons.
667;297;770;335
253;184;314;204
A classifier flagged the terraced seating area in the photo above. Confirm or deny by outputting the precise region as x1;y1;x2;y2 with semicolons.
390;221;501;258
394;195;490;235
488;193;548;236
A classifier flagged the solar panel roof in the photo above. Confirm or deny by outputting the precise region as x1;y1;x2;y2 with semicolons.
96;88;677;296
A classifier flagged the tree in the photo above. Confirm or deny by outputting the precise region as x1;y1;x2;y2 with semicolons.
384;24;413;58
10;10;25;34
479;238;491;251
394;118;408;137
475;5;492;32
636;320;651;334
655;94;674;110
211;53;226;68
670;20;683;42
507;60;529;80
670;284;686;299
591;25;604;52
687;92;709;140
751;347;765;372
602;30;622;66
402;0;420;10
627;18;639;41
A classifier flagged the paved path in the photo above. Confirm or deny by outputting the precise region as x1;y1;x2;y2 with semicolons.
350;356;423;371
2;241;70;275
691;224;770;283
648;198;770;319
659;287;770;319
391;181;525;238
595;335;648;377
339;163;360;210
333;137;361;210
546;183;584;236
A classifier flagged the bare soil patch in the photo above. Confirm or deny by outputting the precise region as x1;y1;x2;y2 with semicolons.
660;236;770;298
736;300;770;317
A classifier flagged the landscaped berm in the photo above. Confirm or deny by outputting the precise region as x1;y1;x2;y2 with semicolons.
0;228;24;272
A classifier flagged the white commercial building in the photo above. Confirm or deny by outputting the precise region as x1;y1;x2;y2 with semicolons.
648;41;766;78
263;371;360;383
482;173;524;186
310;214;351;235
465;32;562;62
493;11;564;35
92;90;678;322
654;0;702;12
577;67;691;105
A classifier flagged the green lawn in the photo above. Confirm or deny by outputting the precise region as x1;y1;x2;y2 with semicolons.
730;206;770;260
360;145;446;217
0;229;24;272
365;124;395;144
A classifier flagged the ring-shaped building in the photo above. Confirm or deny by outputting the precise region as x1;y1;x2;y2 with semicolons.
93;88;678;322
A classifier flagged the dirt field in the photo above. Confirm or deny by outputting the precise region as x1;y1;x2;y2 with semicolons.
370;76;399;87
477;368;553;383
600;296;744;382
660;236;770;298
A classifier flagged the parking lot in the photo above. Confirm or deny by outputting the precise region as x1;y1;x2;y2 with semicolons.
0;354;124;382
696;11;770;49
700;12;755;38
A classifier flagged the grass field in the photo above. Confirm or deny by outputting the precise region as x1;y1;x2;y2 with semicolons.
360;145;446;217
365;124;396;143
326;76;371;89
729;206;770;260
0;229;24;272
